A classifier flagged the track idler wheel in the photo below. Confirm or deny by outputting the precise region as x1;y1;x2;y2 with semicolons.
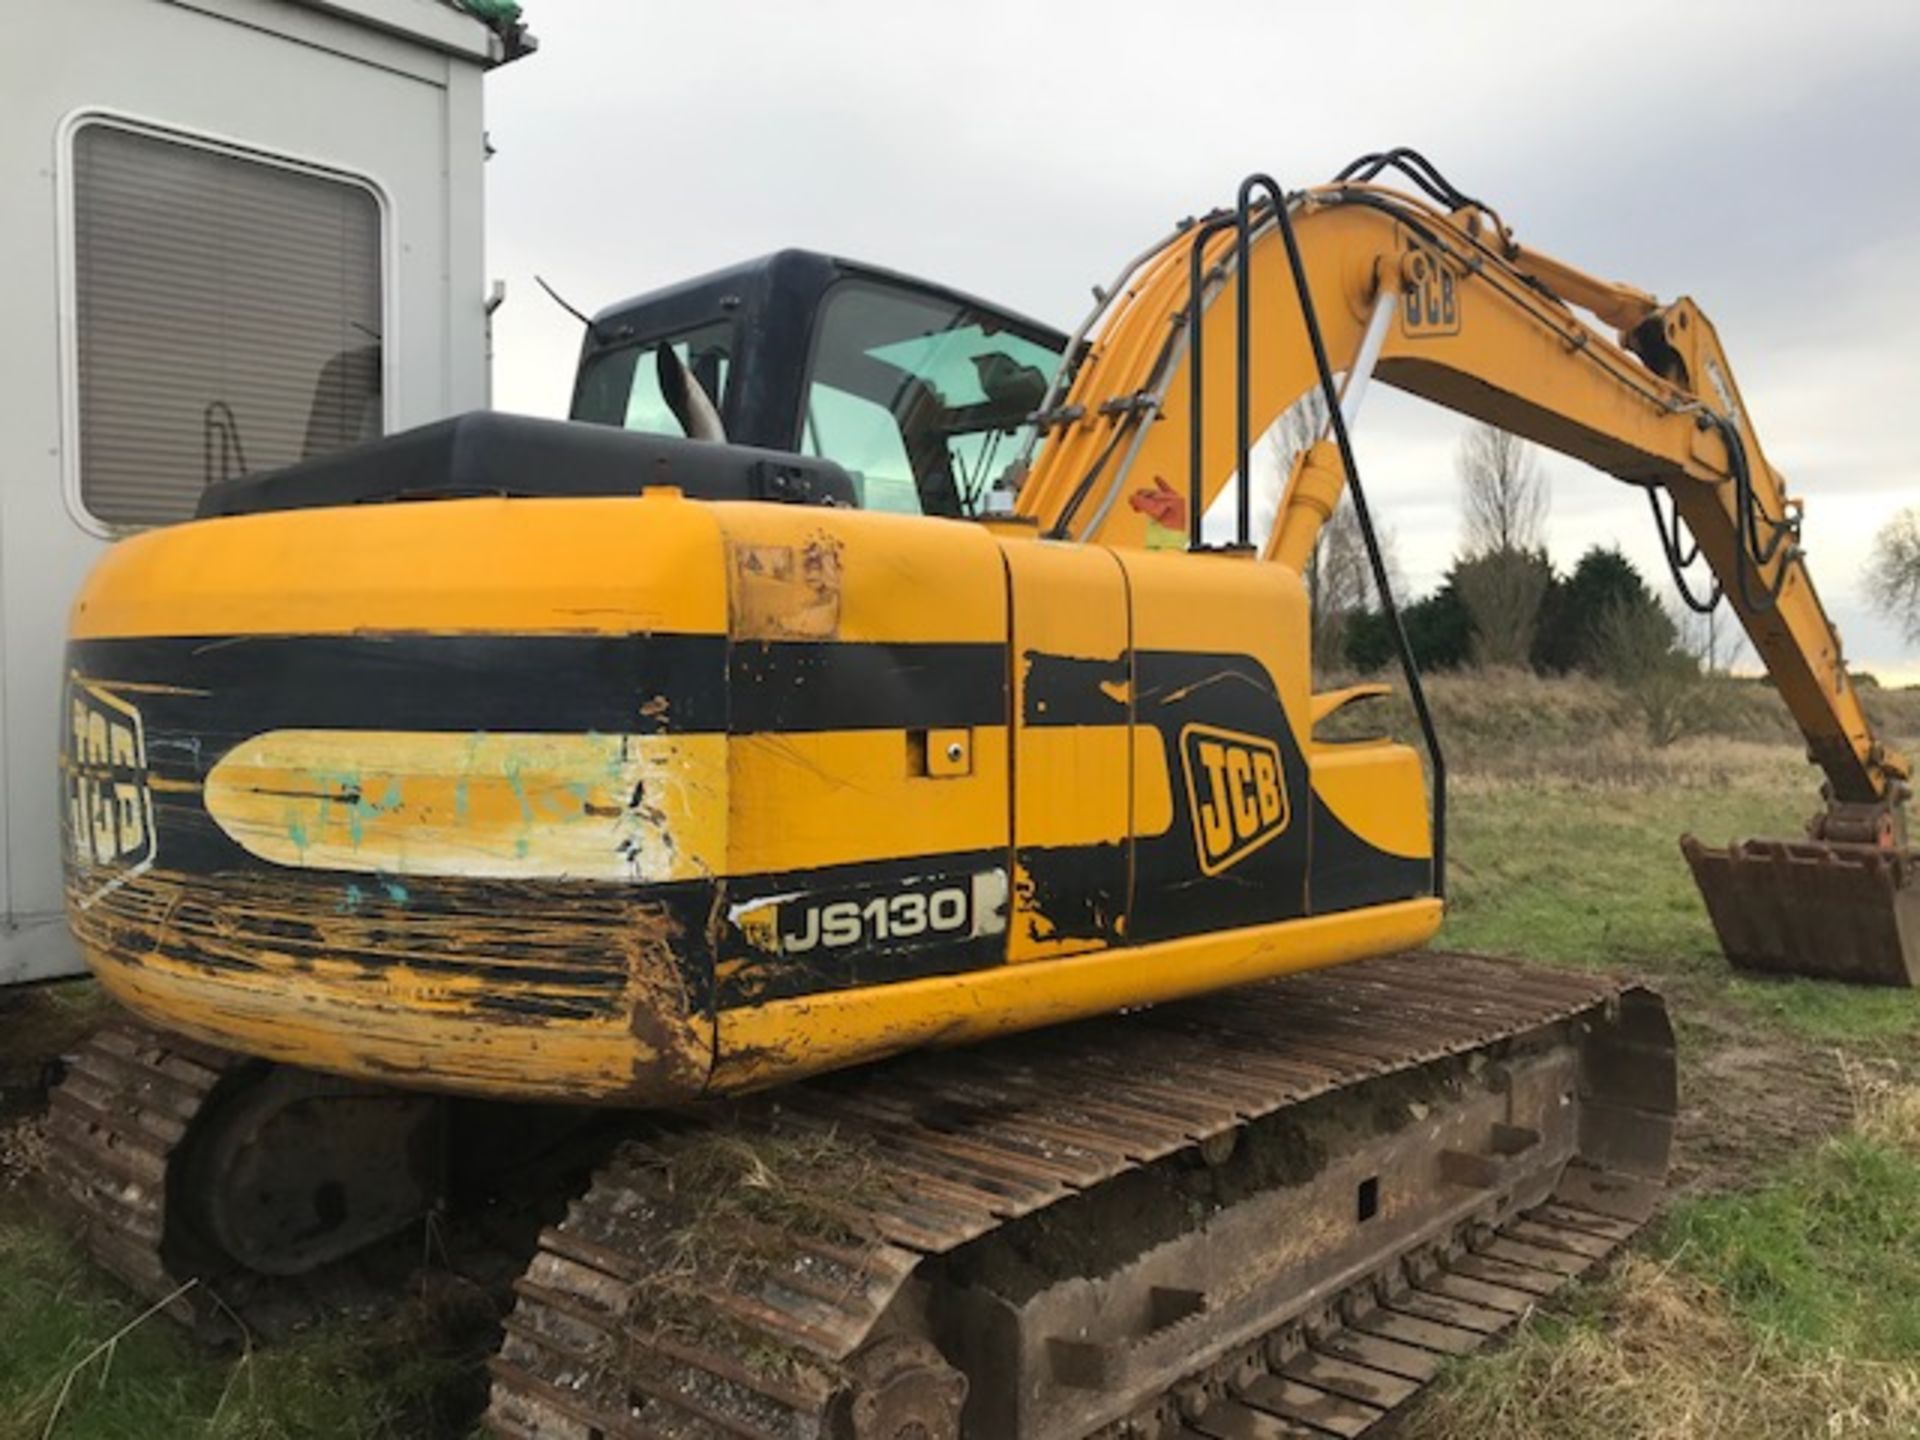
174;1066;443;1275
839;1338;967;1440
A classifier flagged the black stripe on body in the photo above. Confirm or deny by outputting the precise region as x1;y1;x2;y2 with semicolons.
69;634;729;737
67;634;1006;740
731;640;1004;731
1308;792;1432;913
1019;650;1128;727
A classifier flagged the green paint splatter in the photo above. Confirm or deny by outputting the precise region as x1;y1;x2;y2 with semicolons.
503;757;534;823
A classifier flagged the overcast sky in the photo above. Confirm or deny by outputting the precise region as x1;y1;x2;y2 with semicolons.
482;0;1920;680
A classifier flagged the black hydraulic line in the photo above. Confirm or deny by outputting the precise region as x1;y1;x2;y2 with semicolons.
1336;148;1470;206
1333;149;1503;238
1647;487;1722;615
1706;411;1795;615
1186;211;1238;549
1044;409;1147;541
1257;171;1449;898
1234;177;1289;549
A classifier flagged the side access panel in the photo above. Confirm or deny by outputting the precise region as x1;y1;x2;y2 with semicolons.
1004;541;1133;961
708;504;1015;1024
1116;549;1314;943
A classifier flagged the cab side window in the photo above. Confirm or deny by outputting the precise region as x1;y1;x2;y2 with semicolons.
573;321;732;437
802;383;920;514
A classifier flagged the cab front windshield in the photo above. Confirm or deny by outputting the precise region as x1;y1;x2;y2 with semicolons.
802;282;1062;516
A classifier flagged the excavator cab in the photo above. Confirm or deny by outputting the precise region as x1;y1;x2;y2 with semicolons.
569;249;1065;517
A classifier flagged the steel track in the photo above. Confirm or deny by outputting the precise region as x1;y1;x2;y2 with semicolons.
485;952;1674;1439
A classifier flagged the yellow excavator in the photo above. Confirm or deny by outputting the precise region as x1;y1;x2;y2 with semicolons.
50;151;1912;1438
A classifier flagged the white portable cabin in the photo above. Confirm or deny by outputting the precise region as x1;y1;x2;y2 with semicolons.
0;0;526;983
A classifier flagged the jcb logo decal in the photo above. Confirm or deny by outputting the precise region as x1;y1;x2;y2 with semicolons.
63;678;156;907
1180;724;1288;876
1401;244;1459;338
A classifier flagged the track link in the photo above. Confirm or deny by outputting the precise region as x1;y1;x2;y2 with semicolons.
44;1019;243;1334
487;952;1675;1439
1140;1197;1637;1439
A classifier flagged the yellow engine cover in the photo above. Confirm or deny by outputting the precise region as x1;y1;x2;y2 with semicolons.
62;490;1438;1103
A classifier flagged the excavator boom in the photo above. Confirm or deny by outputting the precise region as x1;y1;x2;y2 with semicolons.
1015;158;1914;982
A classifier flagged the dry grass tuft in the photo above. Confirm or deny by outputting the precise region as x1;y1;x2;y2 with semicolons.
0;1117;48;1187
1857;1078;1920;1154
1417;1088;1920;1440
594;1124;896;1387
1320;667;1920;789
1413;1253;1920;1440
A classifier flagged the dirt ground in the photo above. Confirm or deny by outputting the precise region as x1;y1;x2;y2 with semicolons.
1668;1001;1883;1196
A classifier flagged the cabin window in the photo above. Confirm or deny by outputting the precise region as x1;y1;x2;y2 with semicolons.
68;120;385;528
572;322;734;438
801;280;1061;517
802;382;920;514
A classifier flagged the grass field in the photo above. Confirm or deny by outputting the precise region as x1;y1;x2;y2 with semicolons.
1409;673;1920;1437
1;670;1916;1437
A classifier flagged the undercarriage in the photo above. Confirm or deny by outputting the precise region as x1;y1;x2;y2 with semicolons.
48;950;1673;1439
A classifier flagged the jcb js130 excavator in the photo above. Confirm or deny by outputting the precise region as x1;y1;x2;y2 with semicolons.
50;151;1910;1438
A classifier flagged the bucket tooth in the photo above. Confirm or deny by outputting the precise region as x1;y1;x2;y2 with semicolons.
1682;835;1920;987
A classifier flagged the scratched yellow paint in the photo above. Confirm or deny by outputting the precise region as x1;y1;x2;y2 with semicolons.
69;863;718;1103
718;501;1010;644
205;730;728;882
203;727;1028;881
79;885;1438;1104
86;942;713;1103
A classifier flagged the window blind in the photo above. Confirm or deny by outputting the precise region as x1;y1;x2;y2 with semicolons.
72;124;384;527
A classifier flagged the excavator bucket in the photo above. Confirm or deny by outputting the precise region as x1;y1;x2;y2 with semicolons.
1682;836;1920;987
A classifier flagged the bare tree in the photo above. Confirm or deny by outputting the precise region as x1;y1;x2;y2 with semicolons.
1455;424;1550;666
1674;602;1749;676
1310;498;1403;669
1455;547;1552;668
1459;424;1548;554
1595;596;1707;747
1867;507;1920;645
1252;386;1330;544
